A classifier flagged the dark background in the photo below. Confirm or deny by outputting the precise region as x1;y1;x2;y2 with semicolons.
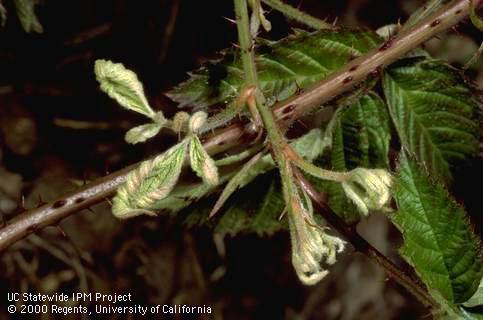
0;0;481;319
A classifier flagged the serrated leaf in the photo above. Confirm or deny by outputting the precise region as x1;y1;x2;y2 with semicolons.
189;135;219;185
94;59;155;119
338;92;391;169
125;123;163;144
14;0;42;33
383;57;479;184
214;173;286;237
392;154;482;304
314;93;391;222
167;29;381;109
112;140;188;218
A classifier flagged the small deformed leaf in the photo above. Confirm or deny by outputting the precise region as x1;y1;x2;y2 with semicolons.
249;0;271;37
112;140;188;218
14;0;43;33
125;123;163;144
94;59;155;119
171;111;190;134
313;93;391;222
189;135;219;186
189;111;208;134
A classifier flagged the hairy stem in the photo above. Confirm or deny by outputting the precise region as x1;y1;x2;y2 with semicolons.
292;168;438;310
234;0;298;216
234;0;285;148
261;0;332;30
286;147;351;182
0;0;480;252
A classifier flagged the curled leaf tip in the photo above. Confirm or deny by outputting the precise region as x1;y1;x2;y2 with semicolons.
288;191;345;285
189;111;208;134
125;123;163;144
342;168;392;216
111;140;189;219
172;111;190;134
94;59;155;119
189;135;219;186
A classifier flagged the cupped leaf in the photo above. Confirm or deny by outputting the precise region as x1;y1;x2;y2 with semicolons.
125;123;163;144
315;93;391;222
392;154;482;304
95;59;156;118
112;140;188;218
167;29;381;110
383;57;479;184
14;0;42;33
189;135;219;185
336;92;391;169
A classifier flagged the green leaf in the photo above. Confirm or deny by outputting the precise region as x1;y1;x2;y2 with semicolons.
14;0;42;33
189;135;219;185
383;57;479;184
214;173;286;237
337;92;391;169
112;140;188;218
392;154;482;304
167;29;381;110
94;59;156;119
314;93;391;222
125;123;163;144
180;172;287;237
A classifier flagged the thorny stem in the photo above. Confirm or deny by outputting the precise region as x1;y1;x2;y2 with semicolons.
233;0;300;221
236;0;436;305
273;0;483;124
0;0;480;254
261;0;332;30
233;0;286;155
292;168;439;310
